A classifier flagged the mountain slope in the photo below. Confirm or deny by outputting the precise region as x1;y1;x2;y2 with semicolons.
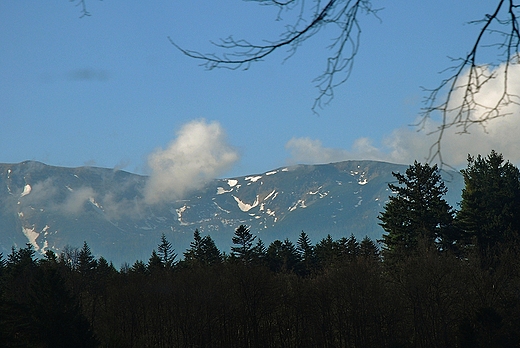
0;160;464;266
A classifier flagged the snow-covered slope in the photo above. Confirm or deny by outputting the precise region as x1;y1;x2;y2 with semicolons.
0;160;464;266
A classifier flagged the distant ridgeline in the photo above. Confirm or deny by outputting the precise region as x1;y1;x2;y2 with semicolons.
0;160;463;266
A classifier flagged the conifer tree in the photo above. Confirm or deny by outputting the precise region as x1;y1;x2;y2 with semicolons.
297;231;314;261
457;150;520;253
147;250;164;273
184;229;222;265
315;234;338;267
78;241;97;274
337;234;360;261
296;231;315;275
251;239;267;264
379;161;456;259
157;233;177;269
231;225;256;263
266;239;300;273
359;236;380;261
130;260;148;274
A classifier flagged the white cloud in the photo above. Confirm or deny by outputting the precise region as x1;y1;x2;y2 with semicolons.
287;61;520;167
62;187;96;214
144;119;239;204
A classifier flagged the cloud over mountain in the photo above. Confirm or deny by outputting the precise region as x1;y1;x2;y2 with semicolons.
144;120;239;204
286;62;520;167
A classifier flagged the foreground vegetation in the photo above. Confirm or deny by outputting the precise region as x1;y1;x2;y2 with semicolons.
2;150;520;347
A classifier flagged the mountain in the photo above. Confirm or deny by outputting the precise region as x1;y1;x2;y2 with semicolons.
0;160;464;266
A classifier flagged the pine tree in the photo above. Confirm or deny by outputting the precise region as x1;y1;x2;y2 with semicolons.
251;239;267;264
296;231;315;275
315;234;338;267
266;239;300;273
457;151;520;254
379;161;456;259
130;260;148;274
359;236;380;261
184;229;222;265
147;250;164;273
157;233;177;269
337;234;360;261
231;225;256;263
297;231;314;261
78;241;97;274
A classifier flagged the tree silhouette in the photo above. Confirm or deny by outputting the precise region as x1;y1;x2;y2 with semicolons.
184;229;222;265
157;233;177;269
457;150;520;255
231;225;257;263
379;161;457;260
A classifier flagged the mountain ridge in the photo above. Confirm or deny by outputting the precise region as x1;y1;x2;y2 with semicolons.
0;160;464;266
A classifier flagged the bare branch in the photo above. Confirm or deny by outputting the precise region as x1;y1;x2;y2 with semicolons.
70;0;91;18
170;0;380;113
421;0;520;167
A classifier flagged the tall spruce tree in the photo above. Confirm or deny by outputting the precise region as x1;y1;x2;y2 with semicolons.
184;229;222;265
379;161;457;259
231;225;256;263
157;233;177;269
359;236;380;261
457;151;520;253
78;241;97;274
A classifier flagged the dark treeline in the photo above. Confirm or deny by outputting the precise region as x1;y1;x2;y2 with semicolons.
2;150;520;347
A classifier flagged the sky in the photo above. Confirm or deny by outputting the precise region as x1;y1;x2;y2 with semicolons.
2;1;520;186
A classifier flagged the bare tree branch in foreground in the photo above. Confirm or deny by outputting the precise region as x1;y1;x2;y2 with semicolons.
172;0;520;166
421;0;520;165
169;0;380;113
70;0;92;18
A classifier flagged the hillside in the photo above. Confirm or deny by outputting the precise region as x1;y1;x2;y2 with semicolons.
0;160;464;266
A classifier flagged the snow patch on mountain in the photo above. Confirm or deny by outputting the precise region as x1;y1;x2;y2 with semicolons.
264;190;277;201
265;170;278;176
89;197;103;210
245;176;262;183
227;179;238;187
22;226;39;250
217;187;233;195
233;195;259;212
309;186;323;195
289;200;307;211
21;184;31;197
213;201;231;213
176;205;189;225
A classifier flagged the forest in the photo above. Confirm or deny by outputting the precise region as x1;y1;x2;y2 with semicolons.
2;150;520;347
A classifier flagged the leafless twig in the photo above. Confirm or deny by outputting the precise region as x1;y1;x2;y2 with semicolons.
169;0;380;113
420;0;520;166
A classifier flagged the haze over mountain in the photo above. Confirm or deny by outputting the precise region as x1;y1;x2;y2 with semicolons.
0;160;464;266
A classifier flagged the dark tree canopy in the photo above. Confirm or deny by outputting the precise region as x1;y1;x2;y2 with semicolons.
157;233;177;269
379;161;457;259
184;229;222;265
457;150;520;252
231;224;257;262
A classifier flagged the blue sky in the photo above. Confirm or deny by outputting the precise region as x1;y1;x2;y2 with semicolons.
2;1;520;181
